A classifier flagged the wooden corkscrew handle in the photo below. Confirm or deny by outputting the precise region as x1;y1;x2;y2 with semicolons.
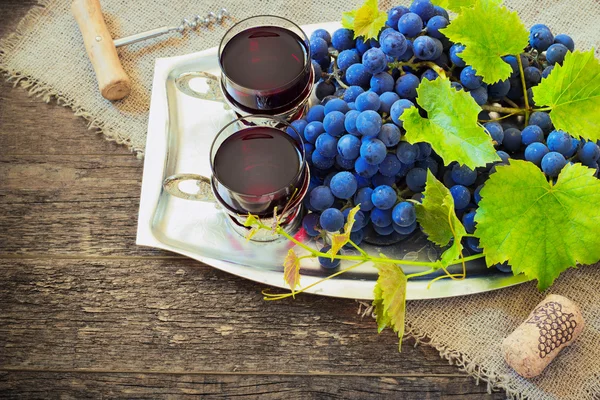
72;0;131;100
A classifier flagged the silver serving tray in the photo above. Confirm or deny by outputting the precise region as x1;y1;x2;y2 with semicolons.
136;21;529;300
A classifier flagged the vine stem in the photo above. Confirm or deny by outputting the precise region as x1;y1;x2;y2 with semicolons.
517;54;531;124
481;104;527;114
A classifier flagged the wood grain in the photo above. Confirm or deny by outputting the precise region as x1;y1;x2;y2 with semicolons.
0;1;507;397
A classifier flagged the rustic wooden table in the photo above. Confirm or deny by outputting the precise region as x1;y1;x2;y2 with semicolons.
0;2;505;398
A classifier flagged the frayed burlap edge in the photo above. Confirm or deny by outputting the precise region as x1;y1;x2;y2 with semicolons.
0;0;145;158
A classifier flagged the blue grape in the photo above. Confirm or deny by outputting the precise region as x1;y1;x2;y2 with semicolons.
386;5;410;28
355;37;371;55
324;98;349;115
474;184;484;204
416;156;438;175
449;44;466;67
315;133;338;158
379;153;403;177
290;119;308;141
373;223;395;236
503;128;522;153
450;185;471;209
398;40;414;62
331;28;355;51
460;66;483;90
554;34;575;52
443;169;455;187
337;134;361;159
344;110;361;135
346;229;365;247
469;86;488;106
343;86;365;103
396;141;420;164
578;142;600;166
360;137;387;164
337;49;360;71
342;208;365;232
304;121;325;144
310;37;329;60
395;73;420;100
390;99;414;128
348;102;356;110
378;124;402;147
521;125;544;146
497;150;510;164
393;221;417;235
372;173;396;187
371;185;397;210
542;66;554;78
409;0;435;21
329;171;358;199
406;167;427;192
356;110;383;137
565;138;580;158
502;54;528;79
495;262;513;273
309;185;334;211
306;105;325;123
311;150;335;169
370;72;395;94
488;80;511;100
355;157;379;178
362;48;387;74
421;69;438;81
318;245;341;269
302;212;320;236
451;164;477;186
379;92;400;114
392;201;416;227
411;193;424;203
462;210;476;234
433;5;449;19
324;172;336;187
380;31;408;58
418;143;432;159
541;152;567;177
335;154;355;170
525;142;550;166
529;24;554;51
355;91;382;112
466;237;483;253
546;43;569;65
484;122;504;145
315;81;335;100
413;36;443;60
547;130;572;155
322;111;346;137
369;38;381;48
345;63;372;87
303;143;315;161
317;55;332;70
397;161;414;178
506;76;524;101
451;82;464;91
311;29;331;45
312;60;322;83
397;13;423;37
354;187;375;211
524;66;542;87
371;207;393;227
529;112;553;134
320;208;345;232
426;15;448;39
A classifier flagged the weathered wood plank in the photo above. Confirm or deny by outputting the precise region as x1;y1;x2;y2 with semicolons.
0;258;467;376
0;371;503;399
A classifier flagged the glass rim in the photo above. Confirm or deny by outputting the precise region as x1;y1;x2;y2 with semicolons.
217;15;311;94
209;114;306;199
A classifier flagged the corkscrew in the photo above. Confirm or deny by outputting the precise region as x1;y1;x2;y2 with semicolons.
71;0;232;101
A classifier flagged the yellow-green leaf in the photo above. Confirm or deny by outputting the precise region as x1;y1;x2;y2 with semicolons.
415;171;467;266
440;0;529;83
351;0;387;40
328;205;361;259
475;160;600;290
432;0;501;12
243;214;260;228
532;50;600;142
283;249;301;297
342;10;357;30
402;77;500;169
373;262;407;351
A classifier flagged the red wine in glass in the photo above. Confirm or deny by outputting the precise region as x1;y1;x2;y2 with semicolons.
212;125;305;216
218;17;313;117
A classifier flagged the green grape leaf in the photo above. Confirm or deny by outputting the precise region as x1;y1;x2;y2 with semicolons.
341;10;357;30
415;170;467;266
432;0;502;12
351;0;387;40
283;249;301;297
329;205;361;259
475;160;600;291
402;77;500;169
440;0;529;83
373;262;407;351
532;50;600;142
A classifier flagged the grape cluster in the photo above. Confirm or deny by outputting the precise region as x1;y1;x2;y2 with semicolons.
526;302;577;359
298;0;599;270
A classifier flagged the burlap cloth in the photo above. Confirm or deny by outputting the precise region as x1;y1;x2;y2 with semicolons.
1;0;599;398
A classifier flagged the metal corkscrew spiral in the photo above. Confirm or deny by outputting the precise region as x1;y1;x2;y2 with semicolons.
113;8;232;48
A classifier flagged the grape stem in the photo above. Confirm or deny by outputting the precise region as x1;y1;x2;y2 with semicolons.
517;53;531;124
388;60;447;79
481;104;527;114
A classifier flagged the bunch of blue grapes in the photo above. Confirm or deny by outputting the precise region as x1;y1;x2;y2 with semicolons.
298;0;599;270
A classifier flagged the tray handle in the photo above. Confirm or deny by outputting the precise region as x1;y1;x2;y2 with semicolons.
163;173;216;202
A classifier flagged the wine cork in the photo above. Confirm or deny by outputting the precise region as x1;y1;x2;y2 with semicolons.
502;294;584;378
